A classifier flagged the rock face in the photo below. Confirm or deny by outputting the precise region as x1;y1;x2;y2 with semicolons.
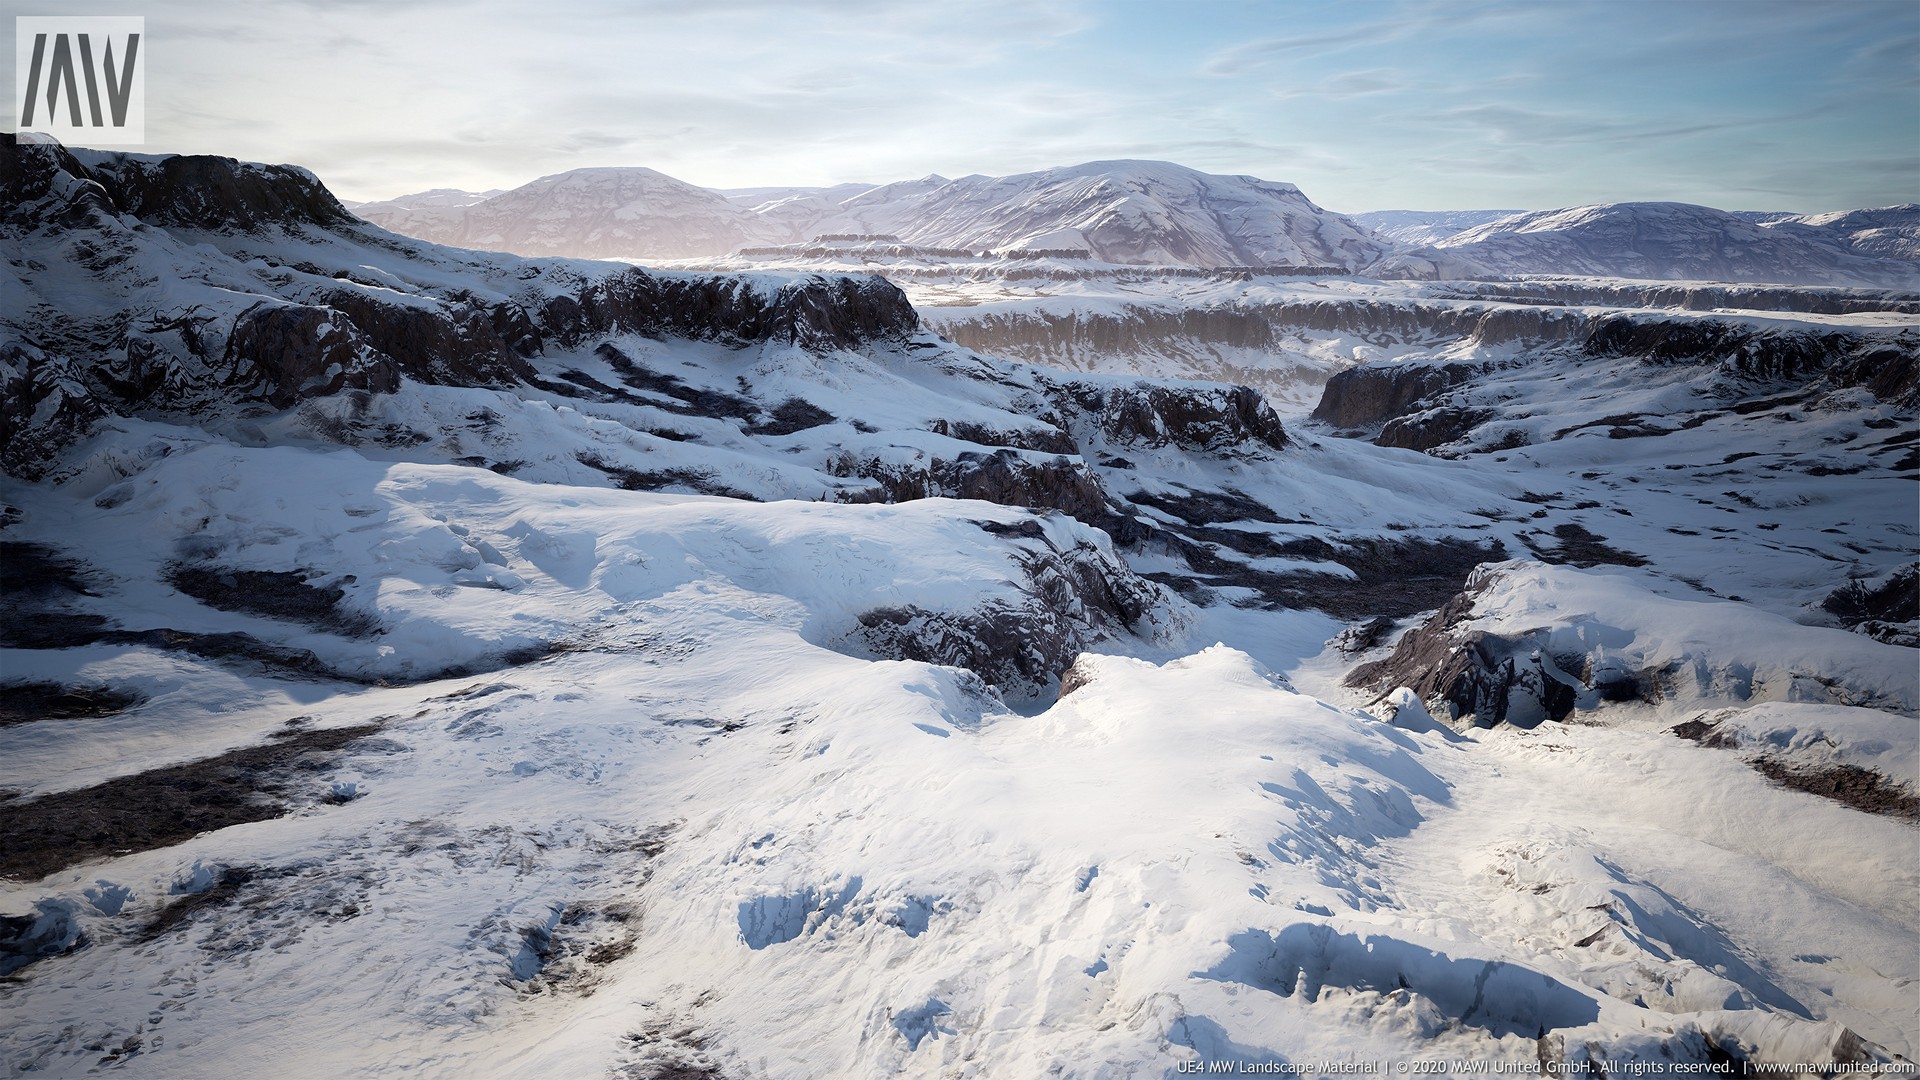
833;450;1117;530
1075;382;1288;452
1309;304;1920;452
849;521;1174;700
73;149;361;233
542;271;919;352
0;137;922;473
1823;564;1920;647
1346;572;1580;729
1311;363;1485;430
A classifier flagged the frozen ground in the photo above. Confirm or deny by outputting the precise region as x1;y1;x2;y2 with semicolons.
2;141;1916;1077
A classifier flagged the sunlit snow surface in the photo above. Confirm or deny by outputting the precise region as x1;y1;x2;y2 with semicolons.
3;407;1913;1074
2;162;1916;1075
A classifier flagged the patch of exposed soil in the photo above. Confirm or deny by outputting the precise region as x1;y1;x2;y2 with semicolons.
576;452;761;501
167;565;375;635
1529;523;1648;568
1671;719;1919;820
1265;536;1509;620
0;682;143;727
0;723;382;882
1750;760;1920;820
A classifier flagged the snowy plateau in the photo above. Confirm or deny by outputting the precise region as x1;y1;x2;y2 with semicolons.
1;138;1917;1079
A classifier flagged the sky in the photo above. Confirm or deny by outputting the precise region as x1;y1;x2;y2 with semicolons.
5;0;1916;212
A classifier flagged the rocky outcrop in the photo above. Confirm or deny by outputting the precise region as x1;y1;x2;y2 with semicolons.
76;150;360;233
1442;280;1920;317
1064;382;1288;452
223;304;400;408
1347;571;1579;729
833;449;1120;530
0;344;106;480
1311;362;1484;430
539;270;918;353
1822;564;1920;647
1823;340;1920;408
849;525;1171;699
935;306;1276;361
1312;314;1919;451
0;140;930;474
1375;407;1494;452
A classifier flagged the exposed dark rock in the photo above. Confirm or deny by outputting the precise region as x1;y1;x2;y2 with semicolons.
927;418;1076;455
1376;407;1495;452
833;449;1121;531
0;723;382;882
77;151;360;234
1312;363;1484;429
0;540;107;647
552;270;919;353
1265;536;1508;621
848;531;1164;699
1825;343;1920;408
1330;616;1398;657
1529;523;1649;568
1347;576;1579;728
223;303;400;409
1821;564;1919;647
166;565;374;636
746;398;837;436
1126;486;1284;526
0;900;85;975
1672;719;1920;820
575;452;761;501
1444;280;1920;317
937;305;1277;360
1750;760;1920;820
139;866;257;941
0;683;143;727
1069;382;1287;452
0;344;106;480
318;289;533;389
592;343;758;420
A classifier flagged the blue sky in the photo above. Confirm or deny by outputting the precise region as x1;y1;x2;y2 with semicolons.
6;0;1915;211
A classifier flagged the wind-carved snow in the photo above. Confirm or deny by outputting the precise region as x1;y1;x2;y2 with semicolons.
1;139;1916;1077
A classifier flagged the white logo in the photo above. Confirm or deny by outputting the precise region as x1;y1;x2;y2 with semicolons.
16;16;145;146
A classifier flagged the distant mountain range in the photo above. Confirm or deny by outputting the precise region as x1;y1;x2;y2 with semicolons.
354;160;1391;269
351;161;1920;287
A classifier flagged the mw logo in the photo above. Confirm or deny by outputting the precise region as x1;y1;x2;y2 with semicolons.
15;17;146;144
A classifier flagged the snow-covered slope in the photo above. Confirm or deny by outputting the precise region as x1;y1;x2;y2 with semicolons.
1764;205;1920;262
352;167;773;260
1424;202;1918;286
2;136;1917;1076
824;160;1391;268
1350;209;1524;246
358;161;1391;269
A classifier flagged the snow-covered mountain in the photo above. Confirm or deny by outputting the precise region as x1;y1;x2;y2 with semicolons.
828;160;1391;268
1418;201;1918;286
357;161;1391;269
1764;204;1920;262
1350;209;1523;246
2;136;1917;1076
353;167;772;260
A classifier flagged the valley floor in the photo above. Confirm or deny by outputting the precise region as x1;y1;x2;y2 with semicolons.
2;381;1913;1076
